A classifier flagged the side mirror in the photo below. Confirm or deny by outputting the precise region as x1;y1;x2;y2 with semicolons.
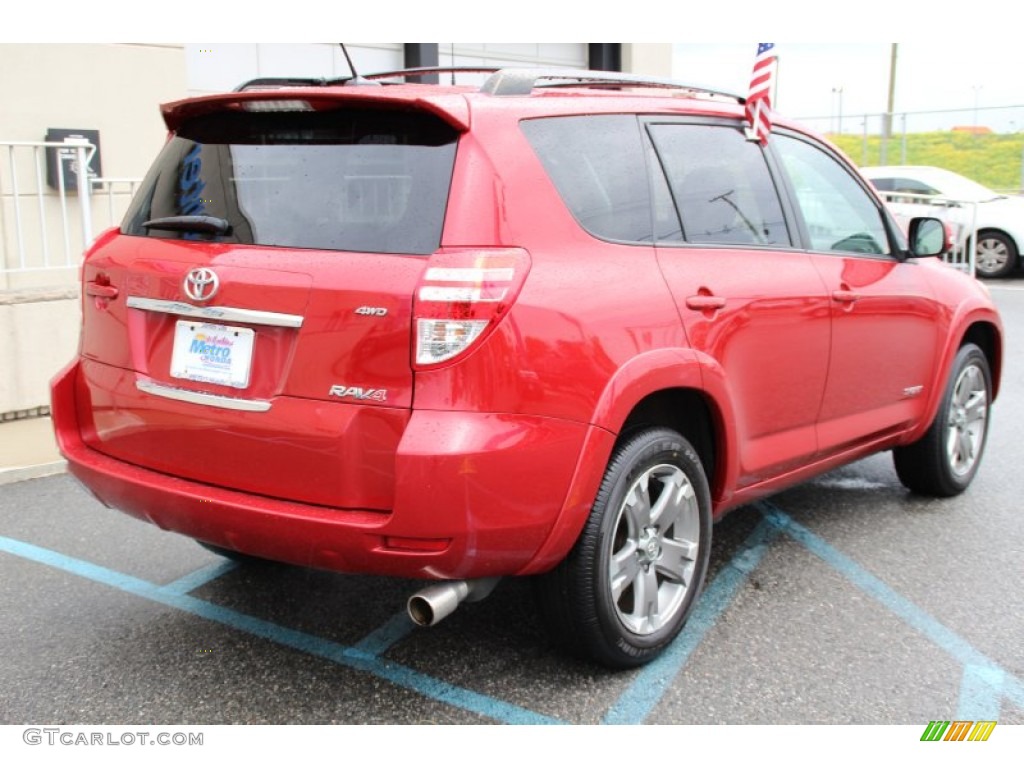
907;217;950;258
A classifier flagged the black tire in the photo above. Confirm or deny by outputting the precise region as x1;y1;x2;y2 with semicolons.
893;343;992;497
536;427;712;669
974;230;1018;279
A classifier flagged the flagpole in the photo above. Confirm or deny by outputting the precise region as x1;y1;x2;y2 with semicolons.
772;55;780;109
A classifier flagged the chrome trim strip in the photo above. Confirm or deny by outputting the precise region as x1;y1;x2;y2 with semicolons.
136;380;272;412
126;296;304;328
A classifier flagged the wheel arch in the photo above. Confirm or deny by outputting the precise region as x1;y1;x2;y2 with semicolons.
904;310;1003;447
520;350;735;575
588;348;735;503
616;388;721;504
961;320;1002;400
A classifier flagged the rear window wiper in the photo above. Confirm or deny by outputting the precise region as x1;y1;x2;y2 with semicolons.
141;215;232;235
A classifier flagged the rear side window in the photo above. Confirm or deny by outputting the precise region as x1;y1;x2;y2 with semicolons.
521;115;653;243
647;123;790;247
122;109;458;255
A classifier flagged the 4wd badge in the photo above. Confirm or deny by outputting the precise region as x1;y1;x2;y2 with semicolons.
329;385;388;402
354;306;388;317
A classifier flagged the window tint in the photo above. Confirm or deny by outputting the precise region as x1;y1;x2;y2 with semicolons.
870;177;940;196
521;115;653;243
122;109;458;255
647;139;684;243
774;135;891;256
647;124;790;247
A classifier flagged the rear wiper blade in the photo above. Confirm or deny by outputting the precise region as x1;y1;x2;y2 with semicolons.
142;215;232;235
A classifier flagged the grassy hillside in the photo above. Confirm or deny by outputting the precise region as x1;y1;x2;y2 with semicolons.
828;131;1024;193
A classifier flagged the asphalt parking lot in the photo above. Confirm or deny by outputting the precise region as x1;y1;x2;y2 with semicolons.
1;283;1022;727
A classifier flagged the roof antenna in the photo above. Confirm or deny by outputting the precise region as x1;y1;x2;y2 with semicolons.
339;43;379;87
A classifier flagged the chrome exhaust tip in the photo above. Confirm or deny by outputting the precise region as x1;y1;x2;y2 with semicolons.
407;577;500;627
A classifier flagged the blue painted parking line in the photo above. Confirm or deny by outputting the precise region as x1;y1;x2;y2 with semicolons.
758;501;1024;716
352;610;417;657
163;560;239;595
0;535;561;725
603;517;782;724
957;664;1005;721
6;495;1019;725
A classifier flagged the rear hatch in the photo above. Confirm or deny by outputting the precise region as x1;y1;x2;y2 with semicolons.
76;98;460;509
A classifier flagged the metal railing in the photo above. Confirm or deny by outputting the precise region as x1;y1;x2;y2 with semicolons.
0;139;140;286
92;177;142;228
877;191;978;275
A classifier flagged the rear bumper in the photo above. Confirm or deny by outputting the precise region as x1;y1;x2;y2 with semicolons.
51;360;597;580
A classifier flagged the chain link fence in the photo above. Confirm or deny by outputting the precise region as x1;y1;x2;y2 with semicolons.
795;105;1024;194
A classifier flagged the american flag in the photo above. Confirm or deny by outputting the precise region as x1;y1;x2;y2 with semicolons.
745;43;776;145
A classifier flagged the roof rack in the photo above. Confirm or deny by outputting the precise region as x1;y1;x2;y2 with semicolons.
234;76;353;92
363;66;501;82
231;67;743;103
480;68;744;102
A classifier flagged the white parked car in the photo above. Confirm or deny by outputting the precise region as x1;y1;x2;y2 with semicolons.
862;165;1024;278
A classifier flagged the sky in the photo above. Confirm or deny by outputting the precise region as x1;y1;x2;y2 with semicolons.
10;1;1022;134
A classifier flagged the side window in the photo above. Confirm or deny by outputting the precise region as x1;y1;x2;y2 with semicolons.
888;177;940;196
647;123;790;247
773;135;891;256
521;115;653;243
647;139;684;243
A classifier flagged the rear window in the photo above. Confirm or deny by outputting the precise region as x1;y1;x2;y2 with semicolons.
122;108;458;255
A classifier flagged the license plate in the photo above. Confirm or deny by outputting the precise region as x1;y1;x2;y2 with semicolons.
170;321;255;389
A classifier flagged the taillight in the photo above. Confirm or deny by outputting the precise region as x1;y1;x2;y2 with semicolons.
413;248;531;367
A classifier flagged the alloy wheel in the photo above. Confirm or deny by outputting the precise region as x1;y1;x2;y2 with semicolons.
945;363;988;477
976;236;1010;275
608;463;700;635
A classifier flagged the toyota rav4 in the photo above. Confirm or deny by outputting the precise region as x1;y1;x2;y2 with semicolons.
51;67;1003;668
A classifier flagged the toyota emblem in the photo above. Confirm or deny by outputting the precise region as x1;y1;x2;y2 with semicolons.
183;267;220;302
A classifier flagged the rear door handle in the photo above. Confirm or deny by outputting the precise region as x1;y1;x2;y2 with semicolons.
831;289;859;303
85;282;119;299
685;295;726;310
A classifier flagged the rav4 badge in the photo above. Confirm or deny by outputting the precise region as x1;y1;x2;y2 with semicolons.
328;385;388;402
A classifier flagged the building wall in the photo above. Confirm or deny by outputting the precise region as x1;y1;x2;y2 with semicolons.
183;43;593;93
0;44;186;182
184;43;405;96
0;43;186;414
623;43;673;77
0;42;670;415
0;44;188;288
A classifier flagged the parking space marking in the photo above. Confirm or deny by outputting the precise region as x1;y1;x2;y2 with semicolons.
957;664;1006;721
351;611;417;657
162;560;239;596
759;502;1024;716
603;518;782;724
6;494;1020;725
0;535;561;725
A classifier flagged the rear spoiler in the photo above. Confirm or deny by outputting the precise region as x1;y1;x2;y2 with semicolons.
160;89;471;133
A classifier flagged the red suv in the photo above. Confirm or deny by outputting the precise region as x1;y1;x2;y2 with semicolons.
51;68;1003;668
